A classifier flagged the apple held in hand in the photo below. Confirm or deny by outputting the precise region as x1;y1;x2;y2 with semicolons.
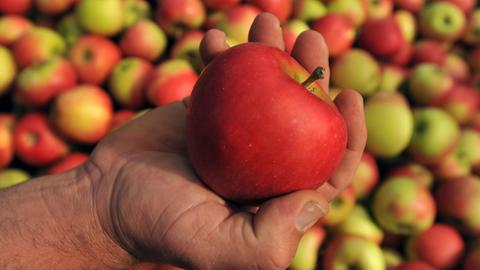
187;43;347;203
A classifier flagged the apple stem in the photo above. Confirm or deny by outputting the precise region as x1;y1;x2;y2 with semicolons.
302;66;326;88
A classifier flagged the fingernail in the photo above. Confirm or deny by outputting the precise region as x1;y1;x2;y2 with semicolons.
296;201;328;232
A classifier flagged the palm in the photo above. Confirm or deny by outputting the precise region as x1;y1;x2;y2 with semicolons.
87;13;366;270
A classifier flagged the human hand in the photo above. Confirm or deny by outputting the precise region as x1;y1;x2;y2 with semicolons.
86;13;367;270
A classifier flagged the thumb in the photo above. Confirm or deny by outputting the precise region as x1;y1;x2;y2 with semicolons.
252;190;330;269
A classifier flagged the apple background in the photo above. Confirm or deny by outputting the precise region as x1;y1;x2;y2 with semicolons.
0;0;480;269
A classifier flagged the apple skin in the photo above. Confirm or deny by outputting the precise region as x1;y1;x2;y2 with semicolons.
283;19;309;53
156;0;206;37
0;0;32;14
412;40;446;65
444;53;469;82
394;10;416;43
206;5;261;45
124;0;152;28
464;9;480;45
311;14;355;57
468;47;480;71
431;0;476;14
332;49;381;96
110;110;135;131
463;249;480;270
434;84;479;125
379;65;407;92
333;205;384;244
408;64;453;106
0;169;30;189
328;0;368;27
366;0;393;19
408;108;460;165
0;15;32;46
16;57;77;108
170;30;204;72
120;20;167;62
406;224;464;269
56;14;85;48
14;113;69;166
69;35;122;85
0;46;17;97
321;187;356;226
246;0;292;22
419;2;466;41
394;0;423;12
323;235;386;270
12;27;66;69
388;163;433;188
373;177;436;235
386;41;413;66
292;0;327;22
76;0;125;37
365;92;414;158
435;176;480;236
383;248;404;269
459;129;480;173
202;0;240;10
147;59;198;107
290;226;326;270
52;85;113;144
392;261;437;270
187;43;347;203
34;0;76;15
48;153;89;175
351;152;379;199
0;122;13;170
109;57;153;109
360;18;405;58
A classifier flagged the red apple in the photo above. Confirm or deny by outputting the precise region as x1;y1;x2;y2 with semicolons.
156;0;206;37
14;113;69;166
12;27;66;69
388;163;433;188
69;35;122;85
0;15;32;46
351;152;379;199
147;59;198;107
48;153;89;175
0;0;32;14
464;249;480;270
16;57;77;108
52;85;113;144
392;261;436;270
412;40;446;65
34;0;76;15
386;42;413;66
246;0;292;22
360;18;405;58
120;20;167;62
311;14;355;57
444;53;469;82
110;110;135;131
433;84;479;125
407;224;464;269
436;176;480;236
202;0;240;10
187;43;347;203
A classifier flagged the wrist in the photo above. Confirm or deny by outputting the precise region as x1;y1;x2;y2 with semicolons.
0;164;134;269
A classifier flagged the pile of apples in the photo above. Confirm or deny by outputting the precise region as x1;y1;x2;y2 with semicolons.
1;0;480;269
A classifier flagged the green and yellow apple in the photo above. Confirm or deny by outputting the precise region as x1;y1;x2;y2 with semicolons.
321;187;356;226
383;248;404;269
379;65;407;92
290;226;326;270
292;0;327;22
0;46;17;97
351;152;379;199
124;0;152;28
435;84;479;125
56;15;85;49
0;122;13;169
394;10;416;43
283;19;309;53
334;205;384;244
419;2;466;41
408;63;453;105
459;129;480;173
0;15;32;46
328;0;367;27
76;0;125;37
366;0;393;19
0;169;30;189
388;163;433;188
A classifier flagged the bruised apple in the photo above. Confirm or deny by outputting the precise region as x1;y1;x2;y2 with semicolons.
187;43;347;203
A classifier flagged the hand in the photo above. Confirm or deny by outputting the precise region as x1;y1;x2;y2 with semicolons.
87;13;367;270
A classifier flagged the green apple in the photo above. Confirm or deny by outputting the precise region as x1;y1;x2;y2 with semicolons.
0;169;30;189
328;0;367;27
419;2;466;41
365;92;414;158
334;205;384;244
321;187;356;226
383;248;404;269
290;226;326;270
408;63;453;105
458;129;480;171
292;0;327;22
124;0;151;28
332;49;381;96
0;46;16;97
323;235;386;270
394;10;416;43
408;107;460;164
76;0;125;37
57;14;84;49
464;9;480;45
379;65;407;92
373;177;436;235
